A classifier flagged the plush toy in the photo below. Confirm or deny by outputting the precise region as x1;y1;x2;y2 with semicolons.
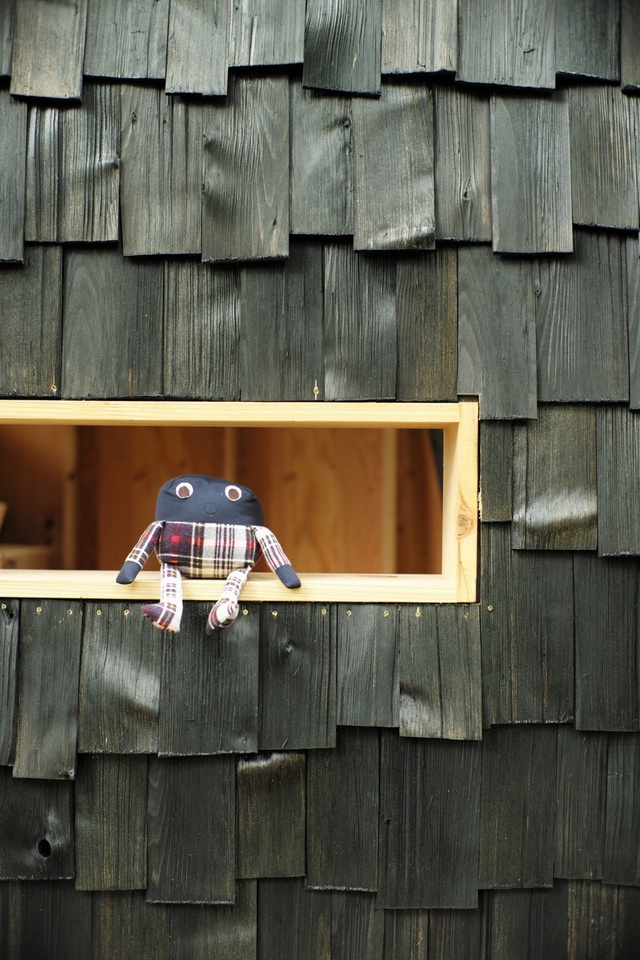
116;475;300;633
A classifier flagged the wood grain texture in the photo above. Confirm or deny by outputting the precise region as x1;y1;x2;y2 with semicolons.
26;83;120;243
323;242;396;400
512;405;597;551
491;92;572;254
574;555;640;732
604;734;640;885
0;0;15;76
629;237;640;411
306;727;379;891
457;245;537;420
621;0;640;91
597;406;640;555
395;248;458;401
0;767;73;879
62;248;163;399
10;0;87;99
163;260;241;400
289;81;353;236
479;421;513;521
303;0;382;94
481;524;574;726
569;85;639;229
353;82;434;251
78;603;160;754
0;600;18;764
239;240;324;400
202;73;289;263
159;602;259;756
486;887;569;960
0;87;26;262
13;600;82;780
331;892;384;960
237;751;305;878
84;0;169;79
147;754;236;903
398;604;482;740
120;85;202;256
567;882;640;960
231;0;305;67
428;908;484;960
166;0;229;95
555;728;607;880
556;0;620;80
258;879;332;960
535;230;629;403
0;881;92;959
75;754;147;890
381;0;456;74
383;909;429;960
336;605;398;727
259;603;336;750
457;0;555;88
479;725;557;888
378;732;481;908
434;83;491;242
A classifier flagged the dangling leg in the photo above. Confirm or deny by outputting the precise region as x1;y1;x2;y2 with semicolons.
142;562;183;632
206;566;250;634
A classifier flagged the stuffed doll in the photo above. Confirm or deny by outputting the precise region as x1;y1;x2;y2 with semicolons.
116;474;300;633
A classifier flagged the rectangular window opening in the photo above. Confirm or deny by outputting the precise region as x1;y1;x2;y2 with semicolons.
0;401;478;603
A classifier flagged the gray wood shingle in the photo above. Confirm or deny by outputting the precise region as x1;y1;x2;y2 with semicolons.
165;0;230;96
258;879;332;960
0;882;92;959
621;0;640;92
556;0;620;81
381;0;456;75
555;728;607;880
479;421;513;522
331;893;384;960
486;886;569;959
628;237;640;411
0;769;74;879
303;0;382;95
336;605;398;728
596;406;640;556
0;600;18;765
604;734;640;886
0;0;15;77
231;0;305;67
84;0;169;80
0;87;26;263
10;0;87;99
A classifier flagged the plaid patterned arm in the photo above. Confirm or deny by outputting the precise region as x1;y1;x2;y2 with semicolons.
125;520;164;570
254;526;300;588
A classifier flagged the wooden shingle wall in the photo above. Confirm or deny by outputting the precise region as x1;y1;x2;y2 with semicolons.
1;0;640;956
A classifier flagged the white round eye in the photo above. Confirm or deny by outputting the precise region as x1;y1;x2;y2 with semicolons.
176;481;194;499
225;484;242;502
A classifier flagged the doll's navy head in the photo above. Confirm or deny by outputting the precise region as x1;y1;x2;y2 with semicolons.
155;475;265;526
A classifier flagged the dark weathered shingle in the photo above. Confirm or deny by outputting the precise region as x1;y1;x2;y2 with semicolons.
556;0;620;81
0;600;18;765
231;0;305;67
0;87;26;262
567;881;640;960
428;908;484;960
621;0;640;92
0;1;15;77
383;908;429;960
381;0;456;75
604;734;640;886
555;728;607;880
10;0;87;99
486;886;569;960
628;237;640;411
84;0;169;80
258;879;331;960
596;406;640;556
303;0;382;95
165;0;230;95
336;605;398;727
331;892;384;960
479;421;513;522
0;768;74;879
0;881;93;959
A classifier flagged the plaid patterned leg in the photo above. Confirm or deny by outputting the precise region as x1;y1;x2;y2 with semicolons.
206;567;250;634
142;563;183;632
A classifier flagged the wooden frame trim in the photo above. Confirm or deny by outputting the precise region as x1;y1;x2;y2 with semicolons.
0;400;478;604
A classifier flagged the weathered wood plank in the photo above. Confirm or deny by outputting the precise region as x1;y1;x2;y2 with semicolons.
323;242;396;400
396;249;457;401
0;881;92;959
596;406;640;556
158;601;259;756
237;751;305;878
289;81;353;236
481;524;574;726
0;87;26;263
353;82;435;251
62;248;163;399
428;908;484;960
479;422;513;522
0;767;74;879
336;605;398;727
239;240;324;401
331;892;384;960
84;0;169;79
604;734;640;886
163;260;240;400
259;603;336;750
26;83;120;243
486;887;569;960
535;230;629;403
258;879;332;960
202;74;289;263
491;92;572;254
231;0;305;67
383;910;429;960
378;732;481;908
567;882;640;960
0;0;15;76
434;83;491;242
457;0;556;88
0;600;18;765
75;754;147;890
555;728;607;880
166;0;229;95
569;85;639;230
147;754;236;903
381;0;456;74
629;237;640;411
303;0;382;94
398;604;482;740
307;727;379;891
574;554;640;732
621;0;640;92
10;0;87;99
78;603;160;754
120;84;202;256
512;405;597;551
479;725;557;888
13;600;82;779
457;245;537;420
556;0;620;81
